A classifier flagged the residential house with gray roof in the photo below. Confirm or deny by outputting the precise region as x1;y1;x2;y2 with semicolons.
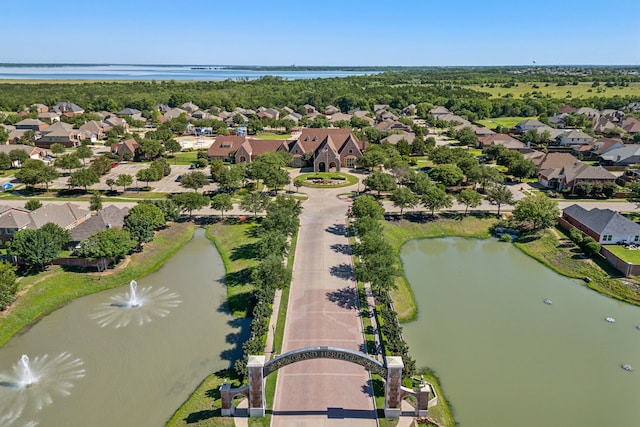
562;204;640;245
52;102;84;115
36;121;78;148
599;145;640;166
70;205;130;245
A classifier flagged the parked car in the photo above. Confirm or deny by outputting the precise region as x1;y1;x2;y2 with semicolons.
175;175;183;182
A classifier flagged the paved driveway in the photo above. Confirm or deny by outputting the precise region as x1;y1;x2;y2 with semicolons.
272;181;377;427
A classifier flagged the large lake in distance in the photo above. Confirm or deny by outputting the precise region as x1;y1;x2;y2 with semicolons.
0;64;379;81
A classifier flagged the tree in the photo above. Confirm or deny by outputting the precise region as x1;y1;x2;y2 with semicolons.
7;226;67;271
411;137;427;156
105;178;115;192
151;157;171;178
252;254;290;289
89;155;113;176
262;167;290;192
211;193;233;218
0;152;11;171
164;139;182;157
509;159;536;180
124;209;159;245
390;187;419;217
75;228;137;270
486;185;515;216
116;173;133;193
467;165;503;190
39;223;72;251
181;171;209;192
136;167;158;187
456;126;478;146
75;144;93;166
256;229;289;258
512;194;560;230
0;261;17;311
90;192;103;211
216;164;246;192
429;164;464;187
171;192;210;218
15;159;59;190
55;153;82;174
50;143;65;157
68;167;99;190
573;181;592;198
148;199;181;222
9;149;29;166
25;199;42;211
138;139;165;159
240;192;270;218
358;148;387;171
421;186;453;217
411;172;433;195
128;203;166;229
351;195;385;220
363;171;397;195
456;189;482;215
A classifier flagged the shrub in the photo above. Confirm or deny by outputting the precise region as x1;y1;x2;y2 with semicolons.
500;233;512;242
568;227;584;245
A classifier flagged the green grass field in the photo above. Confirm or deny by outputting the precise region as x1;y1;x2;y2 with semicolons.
254;132;292;140
604;245;640;264
476;116;536;129
467;82;640;99
172;152;199;165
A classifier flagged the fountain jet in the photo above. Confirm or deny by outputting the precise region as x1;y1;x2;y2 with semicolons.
128;280;140;308
19;355;37;388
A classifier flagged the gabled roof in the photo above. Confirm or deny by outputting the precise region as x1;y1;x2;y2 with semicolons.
239;139;288;158
70;205;130;242
16;118;46;127
562;163;615;182
599;145;640;163
53;102;83;113
29;203;90;229
531;152;578;170
0;206;32;230
207;135;247;157
562;130;593;140
40;121;74;135
117;108;141;116
564;204;640;236
515;119;546;128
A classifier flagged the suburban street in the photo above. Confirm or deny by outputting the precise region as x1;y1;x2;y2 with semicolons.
271;183;377;427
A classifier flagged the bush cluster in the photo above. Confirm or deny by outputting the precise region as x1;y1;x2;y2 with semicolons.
568;227;601;256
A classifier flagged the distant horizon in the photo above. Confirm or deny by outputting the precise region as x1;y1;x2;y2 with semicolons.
1;63;639;68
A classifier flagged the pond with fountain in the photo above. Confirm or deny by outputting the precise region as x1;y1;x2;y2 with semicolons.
401;237;640;427
0;228;248;426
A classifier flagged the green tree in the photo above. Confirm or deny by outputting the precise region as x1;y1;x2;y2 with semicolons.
429;164;464;186
148;199;181;222
512;194;560;230
68;167;99;190
0;152;11;171
390;187;419;217
105;178;115;192
456;189;482;215
39;222;72;251
90;192;103;211
171;192;210;218
485;185;515;216
256;230;289;258
217;164;246;192
358;148;386;171
138;138;165;159
15;159;59;190
421;186;453;217
136;167;158;187
89;155;114;176
75;227;136;270
75;144;93;166
24;199;42;211
628;181;640;207
411;137;427;156
50;143;65;157
252;254;290;289
363;171;397;196
151;157;171;178
240;192;270;218
509;159;536;180
351;195;385;220
181;171;209;192
164;139;182;157
55;153;82;174
9;149;29;166
0;261;17;311
456;126;478;146
128;203;166;229
211;193;233;218
7;227;65;271
116;173;133;193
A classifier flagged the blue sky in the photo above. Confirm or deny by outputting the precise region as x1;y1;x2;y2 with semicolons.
1;0;638;66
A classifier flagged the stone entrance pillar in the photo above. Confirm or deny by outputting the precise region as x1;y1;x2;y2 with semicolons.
384;356;404;418
248;355;266;417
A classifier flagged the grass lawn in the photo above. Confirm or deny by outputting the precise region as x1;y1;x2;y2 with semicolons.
467;82;640;99
0;222;195;348
206;219;262;317
254;132;292;140
601;244;640;265
173;151;199;165
294;172;358;188
514;228;640;306
383;214;498;321
476;116;535;130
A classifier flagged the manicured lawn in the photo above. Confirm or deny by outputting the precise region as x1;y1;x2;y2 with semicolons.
476;116;535;130
600;244;640;264
294;172;358;188
383;214;498;321
172;151;199;165
254;132;292;140
0;222;195;348
467;82;640;99
206;219;262;317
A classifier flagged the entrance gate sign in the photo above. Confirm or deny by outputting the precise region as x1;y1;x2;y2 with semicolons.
263;346;387;377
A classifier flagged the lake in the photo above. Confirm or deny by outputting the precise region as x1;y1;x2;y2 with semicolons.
401;237;640;427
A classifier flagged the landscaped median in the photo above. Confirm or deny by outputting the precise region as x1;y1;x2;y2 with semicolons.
0;222;195;348
294;171;359;189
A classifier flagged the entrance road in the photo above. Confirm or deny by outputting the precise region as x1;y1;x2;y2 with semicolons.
271;184;377;427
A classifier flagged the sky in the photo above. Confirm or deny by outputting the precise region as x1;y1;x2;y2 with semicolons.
1;0;639;66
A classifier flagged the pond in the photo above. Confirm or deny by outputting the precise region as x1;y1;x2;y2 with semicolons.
0;228;249;427
401;237;640;427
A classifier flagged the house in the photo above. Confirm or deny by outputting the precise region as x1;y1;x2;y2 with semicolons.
235;139;290;164
110;138;140;161
191;110;212;120
70;205;130;245
36;122;78;148
621;117;640;135
572;137;623;160
375;120;412;133
599;145;640;166
528;152;579;172
538;162;615;191
282;112;302;123
30;103;49;113
303;104;317;115
163;108;188;120
15;118;48;132
474;127;496;138
328;112;352;124
181;102;200;113
117;108;143;121
290;128;364;171
103;115;128;129
478;133;525;149
558;105;576;114
324;105;340;115
562;204;640;244
381;133;416;145
37;112;60;124
79;120;109;141
257;107;280;120
206;135;248;162
429;106;450;118
0;144;47;166
0;206;32;245
52;102;84;115
514;119;547;133
558;130;594;146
